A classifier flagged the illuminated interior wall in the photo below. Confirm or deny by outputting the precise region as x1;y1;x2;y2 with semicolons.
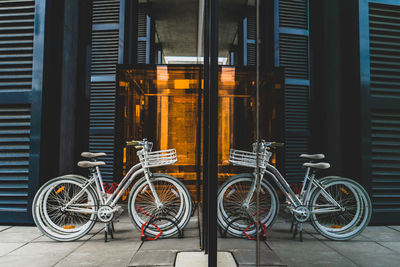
117;65;283;201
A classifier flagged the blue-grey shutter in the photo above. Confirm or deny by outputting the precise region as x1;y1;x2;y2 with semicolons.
243;15;256;66
89;0;125;182
0;106;31;212
137;7;151;64
360;0;400;222
0;0;46;223
275;0;310;181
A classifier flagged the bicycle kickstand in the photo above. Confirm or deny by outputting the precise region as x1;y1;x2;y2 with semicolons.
290;217;295;233
104;223;114;243
292;222;303;242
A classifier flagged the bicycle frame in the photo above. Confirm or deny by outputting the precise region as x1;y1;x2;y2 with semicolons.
63;162;161;214
243;163;343;215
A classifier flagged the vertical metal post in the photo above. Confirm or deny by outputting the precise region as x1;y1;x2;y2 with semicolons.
208;0;218;265
255;0;261;265
202;0;210;253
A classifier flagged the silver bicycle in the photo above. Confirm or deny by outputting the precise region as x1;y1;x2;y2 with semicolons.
32;139;192;241
217;141;372;241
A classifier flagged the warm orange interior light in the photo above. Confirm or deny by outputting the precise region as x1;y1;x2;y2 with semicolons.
157;66;169;88
221;67;235;84
174;79;190;89
157;66;168;81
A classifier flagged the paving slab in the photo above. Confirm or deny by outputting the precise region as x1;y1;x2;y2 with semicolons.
0;254;62;267
378;241;400;253
105;222;142;240
0;231;42;243
9;241;81;256
183;228;199;238
2;226;42;234
32;232;97;243
360;226;400;242
324;241;400;266
0;243;25;257
175;251;237;267
0;226;12;232
267;239;358;267
55;233;141;267
129;250;176;266
217;238;256;251
186;216;199;229
139;237;201;251
387;225;400;232
232;249;283;266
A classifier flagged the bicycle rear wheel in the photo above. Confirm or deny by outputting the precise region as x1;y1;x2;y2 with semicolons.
128;174;192;238
217;173;279;238
33;176;98;241
309;178;371;240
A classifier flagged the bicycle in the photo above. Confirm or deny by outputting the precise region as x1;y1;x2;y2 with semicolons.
32;139;193;241
217;141;372;241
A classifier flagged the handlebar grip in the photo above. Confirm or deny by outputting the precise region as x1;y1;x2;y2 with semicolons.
272;142;285;147
126;140;139;146
135;145;143;150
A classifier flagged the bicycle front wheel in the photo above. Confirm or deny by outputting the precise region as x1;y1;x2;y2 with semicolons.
309;178;371;240
128;174;192;238
217;173;279;238
32;176;98;241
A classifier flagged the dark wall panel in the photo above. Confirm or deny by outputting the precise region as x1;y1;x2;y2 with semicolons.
360;0;400;223
275;0;310;182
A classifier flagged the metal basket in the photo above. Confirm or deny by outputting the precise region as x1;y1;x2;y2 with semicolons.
137;148;178;168
229;149;271;169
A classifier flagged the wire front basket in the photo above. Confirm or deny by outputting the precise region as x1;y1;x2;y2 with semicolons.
137;149;178;168
229;149;271;169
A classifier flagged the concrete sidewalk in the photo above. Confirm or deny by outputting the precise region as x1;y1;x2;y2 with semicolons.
1;211;400;266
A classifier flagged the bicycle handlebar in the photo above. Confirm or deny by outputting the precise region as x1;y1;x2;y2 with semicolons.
126;140;139;146
126;139;153;151
253;141;285;153
269;142;285;148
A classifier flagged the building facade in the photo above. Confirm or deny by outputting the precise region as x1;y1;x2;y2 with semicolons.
0;0;399;225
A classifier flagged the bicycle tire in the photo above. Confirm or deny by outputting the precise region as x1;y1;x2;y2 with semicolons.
128;173;192;238
217;173;279;238
32;176;98;241
309;178;371;240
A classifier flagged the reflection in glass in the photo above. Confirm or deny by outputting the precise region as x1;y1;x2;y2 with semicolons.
117;65;283;202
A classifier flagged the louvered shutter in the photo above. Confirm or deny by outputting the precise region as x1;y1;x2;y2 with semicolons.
243;15;256;66
360;0;400;223
0;0;45;223
137;6;151;64
89;0;125;182
275;0;310;181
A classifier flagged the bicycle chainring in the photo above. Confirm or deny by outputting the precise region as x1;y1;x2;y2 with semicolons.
97;205;114;223
293;206;310;223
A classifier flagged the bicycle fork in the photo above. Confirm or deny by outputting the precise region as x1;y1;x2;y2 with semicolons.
242;172;263;209
143;168;163;209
